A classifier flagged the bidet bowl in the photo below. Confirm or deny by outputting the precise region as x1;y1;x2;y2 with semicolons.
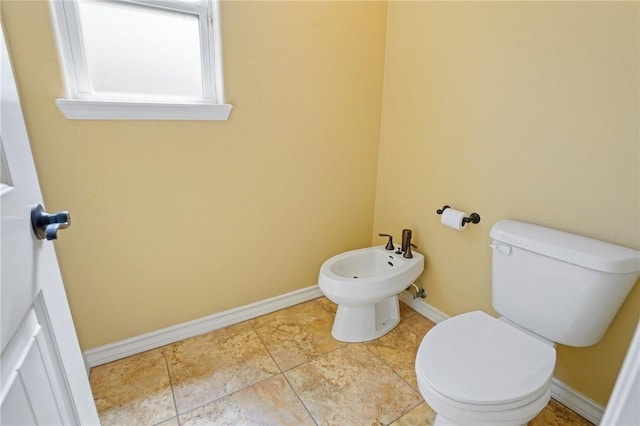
318;244;424;306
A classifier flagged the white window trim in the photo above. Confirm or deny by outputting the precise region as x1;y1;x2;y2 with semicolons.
54;99;232;120
50;0;232;121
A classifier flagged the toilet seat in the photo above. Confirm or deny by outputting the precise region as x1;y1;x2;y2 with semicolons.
416;311;556;406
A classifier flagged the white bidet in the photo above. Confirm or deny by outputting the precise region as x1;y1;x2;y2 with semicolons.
318;244;424;342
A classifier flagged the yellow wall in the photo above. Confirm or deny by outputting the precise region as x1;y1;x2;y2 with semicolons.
1;1;388;347
375;1;639;406
2;0;639;408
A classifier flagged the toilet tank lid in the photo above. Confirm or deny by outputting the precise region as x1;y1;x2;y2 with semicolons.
490;220;640;274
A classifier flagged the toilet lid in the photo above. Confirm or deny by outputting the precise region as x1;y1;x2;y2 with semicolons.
416;311;556;405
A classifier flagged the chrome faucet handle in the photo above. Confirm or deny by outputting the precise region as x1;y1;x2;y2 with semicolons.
378;233;395;250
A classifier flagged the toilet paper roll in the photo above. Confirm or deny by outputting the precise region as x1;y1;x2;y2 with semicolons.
441;208;467;230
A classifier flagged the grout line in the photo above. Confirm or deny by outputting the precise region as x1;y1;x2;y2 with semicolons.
313;297;336;316
173;374;289;423
249;298;331;425
166;315;323;425
160;345;181;425
281;369;320;426
361;341;421;396
356;310;430;424
247;319;284;375
165;303;340;422
385;399;425;426
172;320;283;419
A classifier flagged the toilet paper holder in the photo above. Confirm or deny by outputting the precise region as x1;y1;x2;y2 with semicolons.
436;205;481;226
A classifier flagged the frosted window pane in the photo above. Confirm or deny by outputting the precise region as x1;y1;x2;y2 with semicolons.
77;1;203;97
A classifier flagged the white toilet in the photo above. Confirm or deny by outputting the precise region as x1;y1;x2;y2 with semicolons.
415;220;640;426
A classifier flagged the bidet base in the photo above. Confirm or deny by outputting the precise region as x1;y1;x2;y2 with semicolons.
331;296;400;342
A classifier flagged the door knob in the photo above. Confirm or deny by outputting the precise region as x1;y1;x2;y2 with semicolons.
30;204;71;240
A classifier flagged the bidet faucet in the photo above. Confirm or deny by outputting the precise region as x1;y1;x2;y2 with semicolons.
404;243;417;259
378;233;395;250
401;229;412;252
401;229;417;258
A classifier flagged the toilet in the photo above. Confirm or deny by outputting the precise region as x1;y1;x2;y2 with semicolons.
415;220;640;426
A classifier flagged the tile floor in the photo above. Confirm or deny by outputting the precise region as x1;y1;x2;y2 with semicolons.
90;297;594;426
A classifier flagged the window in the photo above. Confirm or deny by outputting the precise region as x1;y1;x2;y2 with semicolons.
51;0;232;120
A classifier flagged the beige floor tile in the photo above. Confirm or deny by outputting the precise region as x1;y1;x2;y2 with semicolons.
178;374;315;426
90;348;175;426
153;417;179;426
250;300;345;370
388;401;436;426
315;296;336;314
366;313;435;390
529;399;594;426
285;344;422;425
165;321;280;414
399;300;418;319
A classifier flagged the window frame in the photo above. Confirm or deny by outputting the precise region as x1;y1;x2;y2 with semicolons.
51;0;232;120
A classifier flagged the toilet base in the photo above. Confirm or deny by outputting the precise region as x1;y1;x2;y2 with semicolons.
331;295;400;342
434;414;525;426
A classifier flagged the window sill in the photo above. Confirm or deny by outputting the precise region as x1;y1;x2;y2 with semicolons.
55;99;232;120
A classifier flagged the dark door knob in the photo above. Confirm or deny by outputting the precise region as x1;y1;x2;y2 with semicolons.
30;204;71;240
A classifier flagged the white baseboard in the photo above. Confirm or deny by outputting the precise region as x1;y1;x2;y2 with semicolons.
84;285;323;367
399;290;604;425
551;378;604;425
399;290;449;323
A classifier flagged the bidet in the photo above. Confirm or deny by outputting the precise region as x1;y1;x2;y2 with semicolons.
318;244;424;342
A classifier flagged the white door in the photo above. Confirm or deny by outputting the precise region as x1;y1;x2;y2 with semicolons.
0;25;99;425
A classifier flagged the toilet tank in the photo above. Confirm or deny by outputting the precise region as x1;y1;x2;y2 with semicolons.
490;220;640;347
